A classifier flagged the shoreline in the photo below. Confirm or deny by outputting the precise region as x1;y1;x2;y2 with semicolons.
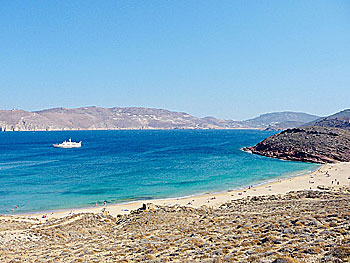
9;161;349;221
11;164;319;216
0;127;265;132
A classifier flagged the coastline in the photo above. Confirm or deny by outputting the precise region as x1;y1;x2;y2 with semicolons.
11;161;350;221
0;127;264;132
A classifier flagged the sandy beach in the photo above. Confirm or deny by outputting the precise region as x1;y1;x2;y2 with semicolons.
1;162;350;262
17;161;350;221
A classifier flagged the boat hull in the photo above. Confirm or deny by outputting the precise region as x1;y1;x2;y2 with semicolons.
53;144;81;148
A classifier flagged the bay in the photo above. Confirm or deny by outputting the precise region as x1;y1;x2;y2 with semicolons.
0;130;318;214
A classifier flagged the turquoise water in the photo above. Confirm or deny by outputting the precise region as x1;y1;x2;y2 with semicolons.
0;130;319;214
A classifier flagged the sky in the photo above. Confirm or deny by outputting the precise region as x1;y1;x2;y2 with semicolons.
0;1;349;120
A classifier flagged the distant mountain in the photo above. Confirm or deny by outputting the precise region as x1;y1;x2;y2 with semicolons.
241;111;320;130
0;107;241;131
244;109;350;163
200;116;241;129
264;121;306;131
303;109;350;130
0;107;320;131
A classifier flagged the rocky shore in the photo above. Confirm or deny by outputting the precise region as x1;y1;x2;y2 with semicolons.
244;109;350;164
244;126;350;163
1;186;350;262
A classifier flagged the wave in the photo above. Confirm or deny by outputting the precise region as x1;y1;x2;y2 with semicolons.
0;160;58;170
141;144;220;156
61;187;122;196
139;179;208;187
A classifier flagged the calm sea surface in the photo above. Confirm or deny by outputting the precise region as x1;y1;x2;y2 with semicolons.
0;130;319;214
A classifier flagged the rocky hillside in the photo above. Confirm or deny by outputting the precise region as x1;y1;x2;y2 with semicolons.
244;126;350;163
0;107;242;131
303;109;350;130
0;107;319;131
1;187;349;262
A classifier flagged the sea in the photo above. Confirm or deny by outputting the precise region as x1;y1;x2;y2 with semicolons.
0;130;319;214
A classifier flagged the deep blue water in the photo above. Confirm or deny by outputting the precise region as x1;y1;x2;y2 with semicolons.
0;130;319;214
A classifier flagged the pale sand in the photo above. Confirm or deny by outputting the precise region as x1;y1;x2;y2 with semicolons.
17;162;350;221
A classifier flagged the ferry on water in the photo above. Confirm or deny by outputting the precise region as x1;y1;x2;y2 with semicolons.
53;138;82;148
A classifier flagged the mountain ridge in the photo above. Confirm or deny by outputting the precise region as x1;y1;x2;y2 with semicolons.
0;106;320;132
302;109;350;130
242;111;319;128
243;111;319;131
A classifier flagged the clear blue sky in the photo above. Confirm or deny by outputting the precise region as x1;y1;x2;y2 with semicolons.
1;1;349;120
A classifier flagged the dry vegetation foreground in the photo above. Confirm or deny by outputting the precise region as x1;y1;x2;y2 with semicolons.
1;187;350;263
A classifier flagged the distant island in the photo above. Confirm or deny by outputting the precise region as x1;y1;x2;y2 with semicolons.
244;109;350;163
0;106;319;132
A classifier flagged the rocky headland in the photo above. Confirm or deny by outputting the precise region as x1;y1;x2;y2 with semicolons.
1;186;349;262
244;126;350;163
244;109;350;164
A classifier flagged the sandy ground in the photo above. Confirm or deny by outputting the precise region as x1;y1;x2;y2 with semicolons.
12;162;350;221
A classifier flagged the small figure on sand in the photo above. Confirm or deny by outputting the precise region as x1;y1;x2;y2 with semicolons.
187;200;195;205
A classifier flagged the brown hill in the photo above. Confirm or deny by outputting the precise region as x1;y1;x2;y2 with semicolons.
244;126;350;163
303;109;350;130
0;107;319;131
0;107;241;131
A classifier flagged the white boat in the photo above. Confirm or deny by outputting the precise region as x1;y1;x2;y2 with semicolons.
53;138;82;148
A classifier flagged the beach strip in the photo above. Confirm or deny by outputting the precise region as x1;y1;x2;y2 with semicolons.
17;162;350;221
